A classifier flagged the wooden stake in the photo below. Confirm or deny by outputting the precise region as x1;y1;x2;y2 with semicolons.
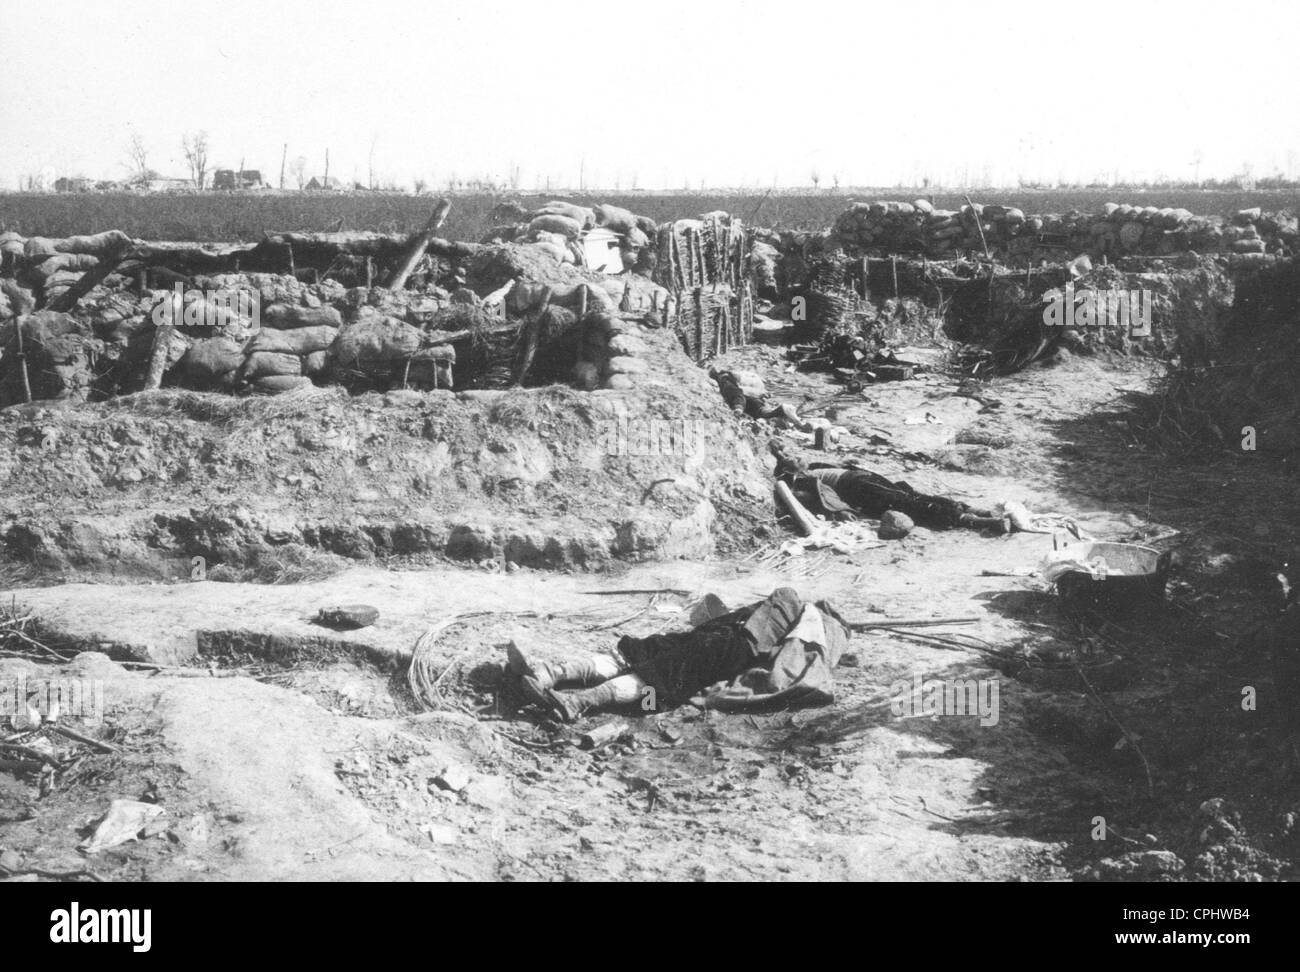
515;291;549;386
143;321;175;391
13;314;33;404
963;194;992;261
694;287;704;361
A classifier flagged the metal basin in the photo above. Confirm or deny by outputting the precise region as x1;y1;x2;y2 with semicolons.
1047;541;1172;615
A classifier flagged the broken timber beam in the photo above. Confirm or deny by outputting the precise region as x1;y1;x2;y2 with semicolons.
44;240;135;313
387;198;452;290
774;481;820;537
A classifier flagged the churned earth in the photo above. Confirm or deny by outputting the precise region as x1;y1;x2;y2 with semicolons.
3;348;1299;882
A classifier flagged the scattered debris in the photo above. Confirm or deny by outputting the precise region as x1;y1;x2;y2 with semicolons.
79;800;167;854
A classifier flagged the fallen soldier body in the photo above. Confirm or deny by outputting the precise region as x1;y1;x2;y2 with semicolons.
509;587;850;722
772;444;1009;533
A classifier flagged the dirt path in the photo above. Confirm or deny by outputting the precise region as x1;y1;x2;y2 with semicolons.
4;351;1298;882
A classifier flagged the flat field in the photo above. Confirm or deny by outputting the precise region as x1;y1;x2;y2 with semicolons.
2;189;1298;242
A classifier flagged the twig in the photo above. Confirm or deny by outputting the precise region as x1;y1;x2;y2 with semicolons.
1073;659;1155;799
51;724;121;754
848;616;980;631
581;588;692;597
586;606;652;631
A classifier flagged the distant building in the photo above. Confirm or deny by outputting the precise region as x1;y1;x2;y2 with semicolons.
143;176;192;192
305;175;344;191
126;171;191;192
54;177;94;193
212;169;267;191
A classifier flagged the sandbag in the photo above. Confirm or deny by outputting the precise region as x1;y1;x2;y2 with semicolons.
179;336;244;389
152;292;255;334
303;350;330;376
246;324;338;355
332;316;423;372
35;253;100;278
530;240;570;264
535;201;595;229
594;204;638;235
261;303;344;330
23;237;59;259
0;279;35;316
241;351;303;380
251;375;313;395
1119;222;1145;250
54;230;134;256
532;230;570;248
527;214;583;239
507;280;615;315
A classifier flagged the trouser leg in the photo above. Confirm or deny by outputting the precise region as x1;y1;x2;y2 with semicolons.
523;673;647;723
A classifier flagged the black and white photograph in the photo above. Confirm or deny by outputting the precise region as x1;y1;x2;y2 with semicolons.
0;0;1292;938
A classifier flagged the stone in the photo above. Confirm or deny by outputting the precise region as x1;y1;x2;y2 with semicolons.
433;762;471;792
878;510;914;540
314;604;380;630
426;823;459;845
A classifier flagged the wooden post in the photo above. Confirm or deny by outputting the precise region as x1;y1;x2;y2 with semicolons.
694;287;704;361
720;288;731;353
279;143;287;190
669;228;684;292
515;291;550;387
891;255;899;298
143;321;175;391
963;194;992;261
13;314;33;404
386;198;451;290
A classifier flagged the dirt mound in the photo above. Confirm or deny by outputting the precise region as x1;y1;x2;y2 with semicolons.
0;328;769;581
1149;255;1300;457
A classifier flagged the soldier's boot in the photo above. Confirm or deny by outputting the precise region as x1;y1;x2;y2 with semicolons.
507;640;623;689
521;674;644;723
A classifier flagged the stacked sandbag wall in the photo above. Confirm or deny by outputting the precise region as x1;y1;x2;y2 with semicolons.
833;200;1299;263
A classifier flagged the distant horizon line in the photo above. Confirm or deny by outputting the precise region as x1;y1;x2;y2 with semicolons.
7;181;1300;197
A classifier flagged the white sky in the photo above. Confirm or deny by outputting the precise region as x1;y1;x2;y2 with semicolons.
2;0;1298;190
